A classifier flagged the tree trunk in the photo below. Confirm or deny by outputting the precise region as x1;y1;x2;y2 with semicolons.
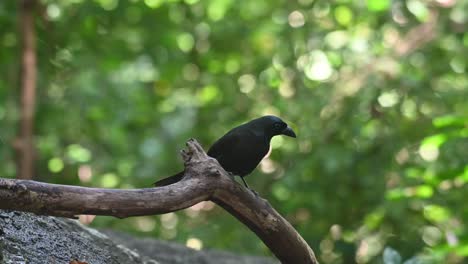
15;0;37;180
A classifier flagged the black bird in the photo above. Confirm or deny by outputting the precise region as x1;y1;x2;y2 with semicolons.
154;115;296;188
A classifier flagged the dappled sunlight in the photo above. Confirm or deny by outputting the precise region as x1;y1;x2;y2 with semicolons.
48;157;64;173
79;214;96;225
297;50;333;81
237;74;256;94
260;158;276;174
186;201;216;218
67;144;92;163
134;216;157;232
419;144;439;161
182;63;200;81
161;212;178;230
100;173;119;188
422;226;443;246
288;10;305;28
78;165;93;183
177;32;195;53
186;237;203;250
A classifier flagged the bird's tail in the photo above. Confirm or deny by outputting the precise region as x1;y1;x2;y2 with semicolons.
153;171;185;187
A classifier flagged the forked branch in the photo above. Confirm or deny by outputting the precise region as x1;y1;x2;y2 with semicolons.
0;139;318;264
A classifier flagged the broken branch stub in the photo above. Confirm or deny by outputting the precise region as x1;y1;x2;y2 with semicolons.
183;139;223;179
0;139;318;264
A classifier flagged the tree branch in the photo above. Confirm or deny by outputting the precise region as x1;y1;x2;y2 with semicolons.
0;139;318;264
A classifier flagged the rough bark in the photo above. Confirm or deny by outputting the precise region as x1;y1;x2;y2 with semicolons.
0;210;277;264
0;139;318;264
15;0;37;180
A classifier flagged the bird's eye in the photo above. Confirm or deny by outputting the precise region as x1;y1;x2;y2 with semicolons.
274;123;283;129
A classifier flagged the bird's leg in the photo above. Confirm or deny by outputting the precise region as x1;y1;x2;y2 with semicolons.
227;171;236;180
240;176;249;189
228;173;259;196
240;177;259;196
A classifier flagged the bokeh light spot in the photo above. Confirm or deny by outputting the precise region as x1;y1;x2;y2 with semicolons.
207;0;232;21
48;158;64;173
177;33;195;53
301;50;333;81
161;213;178;229
78;165;93;183
46;4;61;20
238;74;256;93
423;205;451;223
134;217;156;232
198;85;219;105
67;144;92;163
334;6;353;26
288;11;305;28
183;63;200;81
407;0;429;21
377;91;399;107
367;0;390;12
422;226;442;246
100;173;119;188
186;237;203;250
419;145;439;161
144;0;164;8
97;0;118;10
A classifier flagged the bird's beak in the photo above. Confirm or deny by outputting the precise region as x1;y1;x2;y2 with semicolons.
281;126;296;138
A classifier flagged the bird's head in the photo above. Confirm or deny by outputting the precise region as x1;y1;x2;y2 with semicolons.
252;115;297;139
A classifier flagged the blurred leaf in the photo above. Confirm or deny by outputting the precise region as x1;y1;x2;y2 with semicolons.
367;0;390;12
198;85;220;105
67;144;92;163
364;208;384;229
406;0;429;22
334;6;353;26
433;115;467;128
423;205;451;223
454;245;468;256
100;173;119;188
207;0;233;21
177;33;195;53
414;185;433;198
386;188;405;200
48;157;64;173
421;134;447;149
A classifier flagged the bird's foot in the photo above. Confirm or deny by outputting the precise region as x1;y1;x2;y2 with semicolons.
249;188;259;197
227;172;236;180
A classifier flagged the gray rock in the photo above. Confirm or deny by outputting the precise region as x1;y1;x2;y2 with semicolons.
102;230;278;264
0;210;277;264
0;210;144;264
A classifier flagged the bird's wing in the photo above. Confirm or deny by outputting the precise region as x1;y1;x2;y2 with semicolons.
207;127;268;176
207;129;242;159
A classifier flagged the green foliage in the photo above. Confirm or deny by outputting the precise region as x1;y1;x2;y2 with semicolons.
1;0;467;263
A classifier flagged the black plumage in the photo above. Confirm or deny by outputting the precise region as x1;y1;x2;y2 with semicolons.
154;115;296;188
